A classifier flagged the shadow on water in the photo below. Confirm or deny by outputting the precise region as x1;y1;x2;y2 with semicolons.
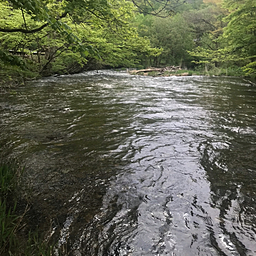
0;71;139;253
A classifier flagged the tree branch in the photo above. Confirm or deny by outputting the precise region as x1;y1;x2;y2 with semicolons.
0;23;48;33
0;11;68;34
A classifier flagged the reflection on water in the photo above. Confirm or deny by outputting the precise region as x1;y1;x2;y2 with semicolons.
0;71;256;255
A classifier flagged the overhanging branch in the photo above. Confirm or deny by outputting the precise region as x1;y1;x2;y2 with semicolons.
0;11;68;34
0;23;48;33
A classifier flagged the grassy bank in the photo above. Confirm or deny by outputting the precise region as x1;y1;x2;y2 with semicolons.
129;65;254;79
0;162;54;256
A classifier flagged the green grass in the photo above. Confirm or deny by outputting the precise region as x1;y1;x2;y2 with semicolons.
130;65;250;78
193;65;246;77
0;163;19;255
0;163;54;256
147;71;161;76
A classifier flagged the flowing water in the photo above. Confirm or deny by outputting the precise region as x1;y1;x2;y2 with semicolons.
1;71;256;255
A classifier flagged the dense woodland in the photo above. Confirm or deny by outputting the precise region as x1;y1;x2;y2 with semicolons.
0;0;256;85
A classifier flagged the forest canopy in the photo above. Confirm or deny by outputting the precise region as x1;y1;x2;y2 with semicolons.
0;0;256;85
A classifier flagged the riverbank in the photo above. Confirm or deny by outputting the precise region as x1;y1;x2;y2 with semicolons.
1;66;255;90
0;162;54;255
129;67;256;85
129;66;245;77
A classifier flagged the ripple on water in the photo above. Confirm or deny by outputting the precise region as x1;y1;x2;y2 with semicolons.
0;71;256;255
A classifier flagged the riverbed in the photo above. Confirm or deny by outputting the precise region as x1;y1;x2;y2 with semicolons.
0;71;256;255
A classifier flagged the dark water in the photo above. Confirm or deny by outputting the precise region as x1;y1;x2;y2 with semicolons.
1;71;256;255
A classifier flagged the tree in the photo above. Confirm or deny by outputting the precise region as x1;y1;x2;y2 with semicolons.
188;0;256;77
146;14;194;67
0;0;161;82
130;0;186;17
222;0;256;75
0;0;126;55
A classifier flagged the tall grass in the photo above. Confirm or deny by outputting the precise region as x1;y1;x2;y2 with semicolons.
0;163;54;256
193;64;246;77
0;164;19;255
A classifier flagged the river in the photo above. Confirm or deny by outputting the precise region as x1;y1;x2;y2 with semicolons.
0;70;256;255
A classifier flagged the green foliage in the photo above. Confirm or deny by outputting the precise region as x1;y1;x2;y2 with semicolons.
243;61;256;77
188;0;256;77
1;0;255;80
135;12;195;67
0;0;161;81
130;0;186;16
222;0;256;74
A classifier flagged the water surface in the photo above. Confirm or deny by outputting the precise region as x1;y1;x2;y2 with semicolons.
0;71;256;255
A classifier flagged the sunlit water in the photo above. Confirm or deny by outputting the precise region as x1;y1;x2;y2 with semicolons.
1;71;256;255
